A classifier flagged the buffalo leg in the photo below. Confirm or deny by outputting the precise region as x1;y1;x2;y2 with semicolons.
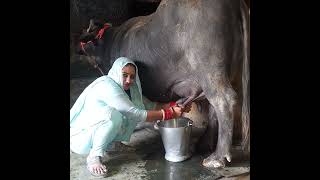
202;84;236;168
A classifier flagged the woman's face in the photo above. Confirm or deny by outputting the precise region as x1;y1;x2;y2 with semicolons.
122;64;136;90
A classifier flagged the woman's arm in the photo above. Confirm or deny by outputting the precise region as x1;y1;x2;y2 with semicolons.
142;96;185;122
97;81;186;122
146;110;164;122
146;106;184;122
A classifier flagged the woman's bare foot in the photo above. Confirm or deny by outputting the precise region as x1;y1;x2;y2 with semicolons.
86;156;108;177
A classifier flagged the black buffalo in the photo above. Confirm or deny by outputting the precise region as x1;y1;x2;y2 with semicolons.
75;0;249;168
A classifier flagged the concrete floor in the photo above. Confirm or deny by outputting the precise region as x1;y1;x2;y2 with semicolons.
70;127;249;180
70;78;250;180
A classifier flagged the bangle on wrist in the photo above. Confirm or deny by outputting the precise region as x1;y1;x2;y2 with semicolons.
161;109;165;121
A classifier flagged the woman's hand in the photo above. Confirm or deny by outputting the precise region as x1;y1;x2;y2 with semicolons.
171;106;184;118
171;102;192;118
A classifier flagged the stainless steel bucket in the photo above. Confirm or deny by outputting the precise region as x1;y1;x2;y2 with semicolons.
155;117;193;162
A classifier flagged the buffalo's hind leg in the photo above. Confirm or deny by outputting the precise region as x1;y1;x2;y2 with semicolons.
202;83;237;168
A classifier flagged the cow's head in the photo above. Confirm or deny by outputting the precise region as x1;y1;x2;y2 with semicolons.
75;19;112;75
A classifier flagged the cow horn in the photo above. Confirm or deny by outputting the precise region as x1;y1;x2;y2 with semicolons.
86;19;94;33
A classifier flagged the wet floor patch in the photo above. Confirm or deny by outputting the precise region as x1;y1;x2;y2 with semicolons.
144;152;221;180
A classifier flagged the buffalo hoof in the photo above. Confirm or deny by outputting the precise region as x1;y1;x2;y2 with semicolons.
202;153;232;168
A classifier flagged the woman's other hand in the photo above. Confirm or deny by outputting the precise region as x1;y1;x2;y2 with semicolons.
171;106;183;118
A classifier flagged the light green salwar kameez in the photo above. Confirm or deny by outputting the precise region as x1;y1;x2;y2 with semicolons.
70;57;156;157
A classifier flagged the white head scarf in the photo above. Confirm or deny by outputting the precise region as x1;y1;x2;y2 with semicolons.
107;57;145;109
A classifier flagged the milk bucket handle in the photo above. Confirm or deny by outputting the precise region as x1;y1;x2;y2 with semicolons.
154;120;161;130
